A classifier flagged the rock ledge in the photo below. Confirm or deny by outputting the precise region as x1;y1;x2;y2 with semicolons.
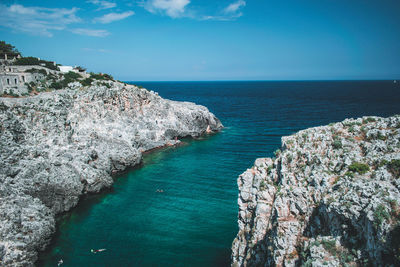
232;115;400;266
0;81;222;266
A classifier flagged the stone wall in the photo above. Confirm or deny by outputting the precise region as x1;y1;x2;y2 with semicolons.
0;65;56;95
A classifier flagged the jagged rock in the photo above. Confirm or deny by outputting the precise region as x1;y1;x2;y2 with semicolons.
232;115;400;266
0;81;222;266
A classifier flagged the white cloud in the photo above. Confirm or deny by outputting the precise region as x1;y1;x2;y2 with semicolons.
145;0;190;18
87;0;116;10
82;48;110;53
94;11;135;24
201;15;237;21
0;4;80;37
224;0;246;14
70;28;110;37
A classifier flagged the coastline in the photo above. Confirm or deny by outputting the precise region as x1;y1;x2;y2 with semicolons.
232;115;400;266
0;81;223;266
36;133;219;264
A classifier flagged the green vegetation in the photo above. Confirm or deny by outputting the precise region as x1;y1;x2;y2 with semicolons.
332;137;342;149
363;117;376;124
267;165;272;175
374;204;390;228
260;180;266;190
348;162;370;174
388;159;400;178
80;77;94;86
0;41;20;58
13;56;59;71
25;68;48;76
321;239;336;255
8;89;18;97
378;159;389;168
64;71;81;80
25;82;33;93
376;159;400;178
90;72;113;81
49;81;63;90
377;132;387;141
53;71;82;88
75;66;86;72
343;121;362;127
100;82;111;88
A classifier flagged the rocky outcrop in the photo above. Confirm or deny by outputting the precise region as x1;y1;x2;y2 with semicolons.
0;81;222;266
232;115;400;266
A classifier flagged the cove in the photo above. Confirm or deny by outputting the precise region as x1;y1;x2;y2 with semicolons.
37;134;238;267
38;81;400;266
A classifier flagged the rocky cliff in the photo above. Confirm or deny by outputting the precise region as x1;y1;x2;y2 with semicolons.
232;115;400;266
0;81;222;266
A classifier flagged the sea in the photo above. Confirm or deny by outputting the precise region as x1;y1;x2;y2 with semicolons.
38;81;400;266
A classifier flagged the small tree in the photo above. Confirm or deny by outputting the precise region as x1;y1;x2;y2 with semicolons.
0;41;21;58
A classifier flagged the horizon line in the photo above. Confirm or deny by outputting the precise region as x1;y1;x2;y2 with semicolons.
123;78;399;83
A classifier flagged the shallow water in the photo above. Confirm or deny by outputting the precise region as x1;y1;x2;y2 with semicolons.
38;81;400;266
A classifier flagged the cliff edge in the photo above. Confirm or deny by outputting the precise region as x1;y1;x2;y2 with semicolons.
232;115;400;266
0;81;222;266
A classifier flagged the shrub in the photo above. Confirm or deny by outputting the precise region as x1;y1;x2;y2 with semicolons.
80;77;93;86
8;89;18;97
388;159;400;178
100;82;111;88
348;162;369;174
374;204;390;228
90;72;113;81
64;71;81;80
14;57;59;70
321;239;337;255
332;139;342;149
25;82;33;93
25;68;47;75
50;81;63;90
0;41;20;58
376;132;387;141
363;117;376;124
260;180;266;189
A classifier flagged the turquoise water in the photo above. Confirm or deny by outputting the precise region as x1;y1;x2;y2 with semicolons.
38;81;400;266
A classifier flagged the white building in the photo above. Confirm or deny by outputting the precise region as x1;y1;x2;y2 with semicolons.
59;66;74;73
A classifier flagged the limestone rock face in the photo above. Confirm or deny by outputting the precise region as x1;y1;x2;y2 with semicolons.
232;116;400;266
0;81;222;266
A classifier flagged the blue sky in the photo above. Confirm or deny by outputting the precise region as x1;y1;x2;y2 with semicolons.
0;0;399;81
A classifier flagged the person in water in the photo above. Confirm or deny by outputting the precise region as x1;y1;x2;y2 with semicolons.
57;259;63;266
91;248;106;253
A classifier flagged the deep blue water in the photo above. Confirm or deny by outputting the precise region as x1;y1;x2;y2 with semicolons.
38;81;400;266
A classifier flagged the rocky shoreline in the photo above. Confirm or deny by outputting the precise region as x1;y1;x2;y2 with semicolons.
0;81;222;266
232;115;400;266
